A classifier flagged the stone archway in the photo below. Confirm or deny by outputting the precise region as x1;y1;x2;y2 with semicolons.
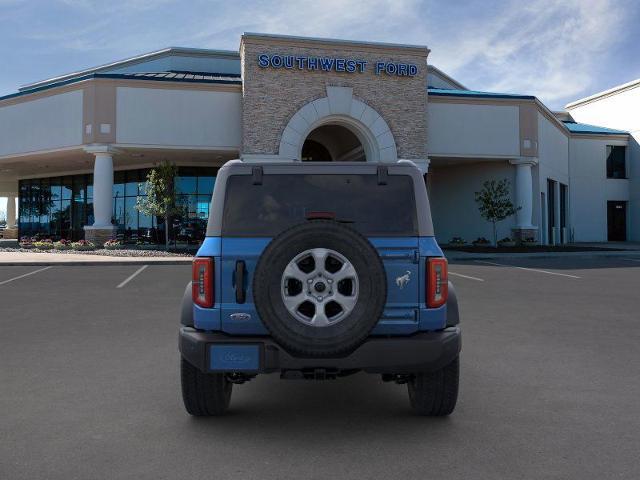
302;122;365;162
278;86;397;163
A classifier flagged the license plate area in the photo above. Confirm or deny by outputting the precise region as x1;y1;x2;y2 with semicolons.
208;344;262;372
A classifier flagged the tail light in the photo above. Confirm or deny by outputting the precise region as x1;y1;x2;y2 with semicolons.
192;257;214;308
427;257;448;308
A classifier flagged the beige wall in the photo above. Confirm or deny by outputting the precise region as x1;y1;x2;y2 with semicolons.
429;161;517;243
116;86;242;148
0;90;83;157
240;35;429;159
427;102;520;157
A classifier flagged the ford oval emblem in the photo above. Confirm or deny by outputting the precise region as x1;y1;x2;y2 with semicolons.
230;313;251;321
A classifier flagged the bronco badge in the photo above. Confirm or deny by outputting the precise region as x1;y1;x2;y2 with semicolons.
395;270;411;289
230;313;251;321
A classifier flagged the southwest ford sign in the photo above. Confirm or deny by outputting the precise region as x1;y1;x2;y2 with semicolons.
257;54;418;77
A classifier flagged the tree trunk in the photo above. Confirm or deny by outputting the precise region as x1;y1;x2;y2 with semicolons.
492;221;497;247
164;213;169;251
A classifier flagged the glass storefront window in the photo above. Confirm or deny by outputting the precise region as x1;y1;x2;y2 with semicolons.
113;171;125;199
125;196;139;232
175;175;197;195
87;175;93;200
198;176;215;195
62;178;72;200
73;176;86;202
49;178;61;202
114;197;125;231
125;170;139;196
196;195;211;219
18;166;218;243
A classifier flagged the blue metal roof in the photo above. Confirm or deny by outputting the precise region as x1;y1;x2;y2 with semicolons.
562;121;628;135
428;87;535;100
0;71;242;102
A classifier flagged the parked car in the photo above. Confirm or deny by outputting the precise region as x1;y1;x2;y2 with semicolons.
176;219;207;243
179;160;461;416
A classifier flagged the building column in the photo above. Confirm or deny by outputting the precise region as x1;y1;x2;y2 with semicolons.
2;195;18;240
83;145;118;245
509;157;538;242
6;195;17;228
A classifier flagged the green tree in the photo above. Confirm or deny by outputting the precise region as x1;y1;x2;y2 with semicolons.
474;179;519;246
136;161;181;250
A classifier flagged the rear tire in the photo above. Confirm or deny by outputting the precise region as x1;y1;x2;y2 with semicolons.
181;357;232;416
408;357;459;416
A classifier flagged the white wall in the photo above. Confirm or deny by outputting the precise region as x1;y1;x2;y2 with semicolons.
427;102;520;157
536;113;569;242
568;86;639;241
429;161;517;244
568;85;640;133
116;87;242;148
0;90;83;156
569;137;629;241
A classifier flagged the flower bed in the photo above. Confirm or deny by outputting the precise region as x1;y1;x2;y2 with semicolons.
70;240;96;251
54;239;73;250
103;239;123;250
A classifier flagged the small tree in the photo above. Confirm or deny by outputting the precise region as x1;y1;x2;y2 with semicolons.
136;161;181;250
474;179;519;246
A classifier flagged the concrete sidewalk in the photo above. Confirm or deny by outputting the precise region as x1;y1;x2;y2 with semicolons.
444;249;640;261
0;251;192;266
3;247;640;265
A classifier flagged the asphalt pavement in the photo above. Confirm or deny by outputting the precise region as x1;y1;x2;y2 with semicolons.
1;257;639;479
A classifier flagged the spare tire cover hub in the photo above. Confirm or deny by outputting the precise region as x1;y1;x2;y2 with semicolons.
281;248;359;327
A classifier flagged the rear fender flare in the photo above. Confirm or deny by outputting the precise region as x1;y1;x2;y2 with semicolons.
181;282;194;326
446;281;459;327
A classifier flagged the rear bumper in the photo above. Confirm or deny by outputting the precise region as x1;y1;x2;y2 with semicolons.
179;326;461;375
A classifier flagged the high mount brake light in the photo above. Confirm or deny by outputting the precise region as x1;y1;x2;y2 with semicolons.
427;257;448;308
306;211;336;220
192;257;214;308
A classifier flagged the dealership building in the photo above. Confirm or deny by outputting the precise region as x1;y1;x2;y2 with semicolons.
0;33;637;245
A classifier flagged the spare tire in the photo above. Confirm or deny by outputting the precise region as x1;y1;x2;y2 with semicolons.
253;220;386;357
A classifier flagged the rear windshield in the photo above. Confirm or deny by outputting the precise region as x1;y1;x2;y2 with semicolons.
221;173;417;236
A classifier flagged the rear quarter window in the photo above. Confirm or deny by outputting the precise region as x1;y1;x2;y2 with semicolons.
221;173;417;237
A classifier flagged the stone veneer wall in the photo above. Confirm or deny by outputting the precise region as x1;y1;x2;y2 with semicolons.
84;227;117;246
240;36;429;160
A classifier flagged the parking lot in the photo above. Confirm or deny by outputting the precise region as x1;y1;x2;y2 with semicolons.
1;256;639;479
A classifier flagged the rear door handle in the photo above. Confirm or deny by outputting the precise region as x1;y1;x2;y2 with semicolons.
234;261;246;304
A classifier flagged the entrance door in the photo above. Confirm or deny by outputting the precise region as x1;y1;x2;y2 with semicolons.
607;201;627;241
540;192;547;244
547;179;556;244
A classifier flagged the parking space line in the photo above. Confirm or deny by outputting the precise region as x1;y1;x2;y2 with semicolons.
0;266;52;286
449;272;484;282
474;260;581;279
116;265;149;289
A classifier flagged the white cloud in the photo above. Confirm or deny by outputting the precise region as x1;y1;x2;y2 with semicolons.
2;0;634;109
180;0;629;107
426;0;627;107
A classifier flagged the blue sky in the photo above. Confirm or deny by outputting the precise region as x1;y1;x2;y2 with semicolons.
1;0;639;109
1;0;639;217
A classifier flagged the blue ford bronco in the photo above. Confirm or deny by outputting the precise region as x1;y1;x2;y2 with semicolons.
179;160;461;416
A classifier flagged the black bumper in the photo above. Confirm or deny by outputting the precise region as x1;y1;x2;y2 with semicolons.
179;326;461;375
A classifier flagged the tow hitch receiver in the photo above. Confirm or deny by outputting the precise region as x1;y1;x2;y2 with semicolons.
281;369;340;380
